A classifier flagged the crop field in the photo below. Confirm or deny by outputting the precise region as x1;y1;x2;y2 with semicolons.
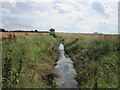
1;32;48;40
57;33;119;88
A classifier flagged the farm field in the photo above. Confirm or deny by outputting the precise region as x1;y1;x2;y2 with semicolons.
1;32;48;40
57;33;119;88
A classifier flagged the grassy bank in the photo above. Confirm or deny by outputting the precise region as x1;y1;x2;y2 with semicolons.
2;34;59;88
57;33;119;88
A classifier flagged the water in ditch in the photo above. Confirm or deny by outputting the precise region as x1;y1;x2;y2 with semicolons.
55;43;78;88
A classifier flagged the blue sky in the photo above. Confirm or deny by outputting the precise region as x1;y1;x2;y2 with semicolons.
0;0;118;34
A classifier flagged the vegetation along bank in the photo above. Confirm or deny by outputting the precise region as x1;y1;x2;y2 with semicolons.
2;34;59;88
57;33;119;88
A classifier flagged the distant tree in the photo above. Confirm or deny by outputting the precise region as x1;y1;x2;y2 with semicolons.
49;28;56;38
0;29;6;32
35;30;38;32
49;28;55;33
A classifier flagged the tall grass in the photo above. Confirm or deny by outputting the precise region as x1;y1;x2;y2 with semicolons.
57;33;118;88
2;34;59;88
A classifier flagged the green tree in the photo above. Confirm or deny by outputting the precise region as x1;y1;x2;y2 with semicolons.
49;28;56;38
35;30;38;32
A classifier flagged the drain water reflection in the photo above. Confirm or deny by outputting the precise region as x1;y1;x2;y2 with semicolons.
55;44;78;88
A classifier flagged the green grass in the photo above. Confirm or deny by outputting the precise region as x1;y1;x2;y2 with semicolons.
2;34;59;88
57;33;118;88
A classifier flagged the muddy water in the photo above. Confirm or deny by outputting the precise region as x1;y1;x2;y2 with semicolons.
55;44;78;88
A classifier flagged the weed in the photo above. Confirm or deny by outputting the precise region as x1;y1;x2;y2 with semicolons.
57;33;118;88
2;34;59;88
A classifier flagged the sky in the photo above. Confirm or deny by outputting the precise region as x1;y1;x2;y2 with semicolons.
0;0;119;34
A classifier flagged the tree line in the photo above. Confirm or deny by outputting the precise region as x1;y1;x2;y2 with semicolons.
0;29;49;33
1;28;57;38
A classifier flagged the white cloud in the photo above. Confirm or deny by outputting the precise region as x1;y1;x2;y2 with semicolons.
0;1;118;34
53;3;75;14
1;8;11;14
0;0;54;2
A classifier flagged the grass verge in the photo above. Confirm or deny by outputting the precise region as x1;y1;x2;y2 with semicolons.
57;33;119;88
2;34;59;88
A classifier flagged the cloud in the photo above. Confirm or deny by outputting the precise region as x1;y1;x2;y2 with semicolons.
1;0;54;2
53;3;72;14
0;1;118;34
91;2;106;15
1;8;11;14
2;2;16;8
2;15;35;30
